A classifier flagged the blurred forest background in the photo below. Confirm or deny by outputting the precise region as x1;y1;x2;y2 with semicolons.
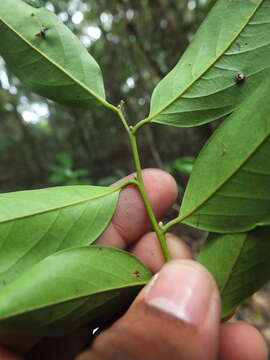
0;0;216;192
1;0;270;352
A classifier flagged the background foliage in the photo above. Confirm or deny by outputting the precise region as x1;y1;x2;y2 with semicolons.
0;0;215;192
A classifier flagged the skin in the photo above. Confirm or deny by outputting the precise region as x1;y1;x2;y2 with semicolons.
0;169;268;360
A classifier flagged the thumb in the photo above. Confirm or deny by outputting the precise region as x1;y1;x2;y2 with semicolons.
78;260;221;360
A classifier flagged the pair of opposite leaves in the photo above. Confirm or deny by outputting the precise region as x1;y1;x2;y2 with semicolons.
0;0;269;335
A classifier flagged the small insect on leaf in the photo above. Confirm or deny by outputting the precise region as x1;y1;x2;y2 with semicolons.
234;73;245;84
35;27;49;39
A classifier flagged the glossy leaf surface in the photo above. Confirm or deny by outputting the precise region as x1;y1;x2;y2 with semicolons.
149;0;269;127
0;0;106;108
0;246;152;336
0;186;119;288
198;227;270;317
180;80;270;233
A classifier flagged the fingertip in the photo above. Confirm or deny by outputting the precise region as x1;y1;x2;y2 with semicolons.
166;233;192;260
98;168;179;248
220;321;268;360
131;232;192;273
142;169;179;216
92;259;220;360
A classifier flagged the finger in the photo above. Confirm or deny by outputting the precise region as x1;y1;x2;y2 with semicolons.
77;260;220;360
219;321;268;360
96;169;178;249
0;169;177;355
130;232;192;273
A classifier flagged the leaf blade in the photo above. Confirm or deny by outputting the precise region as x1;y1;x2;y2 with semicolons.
149;0;269;127
0;246;152;336
0;186;119;289
0;0;108;108
180;79;270;233
198;227;270;317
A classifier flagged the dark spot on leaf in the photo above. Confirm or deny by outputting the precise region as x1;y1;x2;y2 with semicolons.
31;13;35;16
236;42;242;50
234;73;245;84
133;270;140;278
35;27;49;39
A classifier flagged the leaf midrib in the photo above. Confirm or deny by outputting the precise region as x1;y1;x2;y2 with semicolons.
146;1;263;123
0;187;119;224
180;132;270;222
0;15;111;108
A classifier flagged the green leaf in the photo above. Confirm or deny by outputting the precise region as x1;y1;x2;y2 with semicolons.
0;246;152;336
0;185;119;289
56;153;73;169
0;0;107;108
180;79;270;233
48;173;66;184
173;157;195;175
148;0;269;127
198;227;270;317
74;169;90;177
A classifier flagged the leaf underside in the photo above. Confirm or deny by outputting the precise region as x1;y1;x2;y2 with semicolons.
0;186;119;290
180;80;270;233
0;246;152;336
0;0;106;108
198;227;270;317
149;0;270;127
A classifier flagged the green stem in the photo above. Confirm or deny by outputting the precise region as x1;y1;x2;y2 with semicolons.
116;107;130;134
113;179;139;191
132;118;150;134
128;130;171;262
162;215;183;233
115;107;171;261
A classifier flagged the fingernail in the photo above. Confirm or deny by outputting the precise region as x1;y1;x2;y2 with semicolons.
145;260;215;326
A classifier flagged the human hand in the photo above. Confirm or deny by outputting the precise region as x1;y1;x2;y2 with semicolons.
0;169;268;360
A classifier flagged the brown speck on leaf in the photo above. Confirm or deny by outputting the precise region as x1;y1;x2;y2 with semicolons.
31;13;35;16
133;270;140;278
36;27;49;39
